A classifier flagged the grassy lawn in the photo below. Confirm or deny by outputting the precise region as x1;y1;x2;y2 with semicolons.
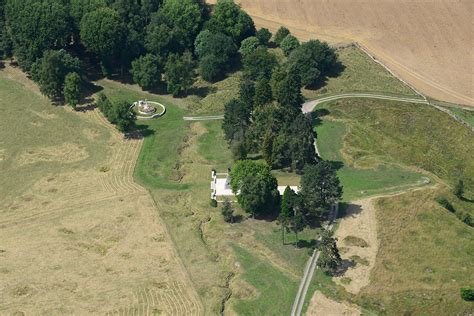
302;45;419;100
315;118;429;201
231;245;300;316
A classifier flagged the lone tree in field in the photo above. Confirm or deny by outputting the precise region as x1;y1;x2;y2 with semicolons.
300;161;343;218
221;199;235;223
63;72;82;109
230;160;279;218
453;180;464;199
318;229;342;275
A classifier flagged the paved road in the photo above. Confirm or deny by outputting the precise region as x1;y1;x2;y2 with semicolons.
302;93;428;113
183;115;224;121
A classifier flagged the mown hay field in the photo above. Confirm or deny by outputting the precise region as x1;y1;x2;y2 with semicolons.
0;65;201;315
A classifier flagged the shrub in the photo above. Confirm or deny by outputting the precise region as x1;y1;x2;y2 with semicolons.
457;212;473;227
460;287;474;301
435;196;456;213
210;199;218;208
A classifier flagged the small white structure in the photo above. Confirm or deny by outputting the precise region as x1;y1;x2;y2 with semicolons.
137;100;156;115
211;170;298;201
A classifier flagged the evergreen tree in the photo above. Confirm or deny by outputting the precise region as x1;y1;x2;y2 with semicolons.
273;69;304;117
279;186;298;244
239;78;255;113
221;199;234;223
222;98;250;143
318;229;342;275
253;76;273;107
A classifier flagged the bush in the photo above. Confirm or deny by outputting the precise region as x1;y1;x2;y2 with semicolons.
457;212;473;227
460;287;474;301
210;199;218;208
435;196;456;213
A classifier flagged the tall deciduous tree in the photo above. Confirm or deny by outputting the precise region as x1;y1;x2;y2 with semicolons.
206;0;255;44
243;46;277;80
274;26;290;46
288;39;338;87
195;30;236;81
280;34;299;56
30;49;81;100
63;72;82;109
256;28;271;46
80;7;124;71
69;0;106;32
164;51;195;96
230;160;279;217
239;36;260;58
239;77;255;114
5;0;71;70
300;161;343;218
131;54;162;90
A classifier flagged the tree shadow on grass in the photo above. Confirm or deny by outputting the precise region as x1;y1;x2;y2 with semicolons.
311;108;330;128
332;259;357;277
305;61;346;91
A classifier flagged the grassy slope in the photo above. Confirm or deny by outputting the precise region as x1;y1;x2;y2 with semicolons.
0;73;109;206
362;189;474;315
448;107;474;127
323;99;474;194
302;45;419;100
315;118;428;201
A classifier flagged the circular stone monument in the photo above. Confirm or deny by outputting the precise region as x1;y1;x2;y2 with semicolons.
130;100;166;120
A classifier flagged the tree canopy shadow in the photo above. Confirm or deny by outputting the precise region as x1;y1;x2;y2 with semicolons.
304;61;346;91
337;202;363;220
332;259;357;277
311;108;330;127
188;85;217;98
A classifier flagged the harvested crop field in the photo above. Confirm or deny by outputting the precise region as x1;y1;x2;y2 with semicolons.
208;0;474;106
0;66;201;315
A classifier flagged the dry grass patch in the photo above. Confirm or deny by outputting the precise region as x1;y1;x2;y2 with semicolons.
307;291;361;316
16;143;89;167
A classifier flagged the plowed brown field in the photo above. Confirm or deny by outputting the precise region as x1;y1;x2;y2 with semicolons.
208;0;473;106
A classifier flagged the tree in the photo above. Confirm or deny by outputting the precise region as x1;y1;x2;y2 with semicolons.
280;34;299;56
63;72;82;109
145;22;176;57
300;161;343;218
453;180;464;199
273;68;304;116
221;199;235;223
164;51;195;96
239;36;260;57
288;114;317;171
318;229;342;275
157;0;203;50
256;28;271;46
5;0;71;70
206;0;255;44
112;101;136;132
96;93;113;119
239;78;255;114
274;26;290;46
69;0;106;32
243;46;278;80
222;99;250;143
279;186;298;244
253;76;273;107
80;7;124;71
131;54;162;90
195;30;236;81
288;40;338;87
30;50;81;100
230;160;279;217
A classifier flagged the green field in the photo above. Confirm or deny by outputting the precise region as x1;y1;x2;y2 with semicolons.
315;118;430;201
448;107;474;127
302;45;420;100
